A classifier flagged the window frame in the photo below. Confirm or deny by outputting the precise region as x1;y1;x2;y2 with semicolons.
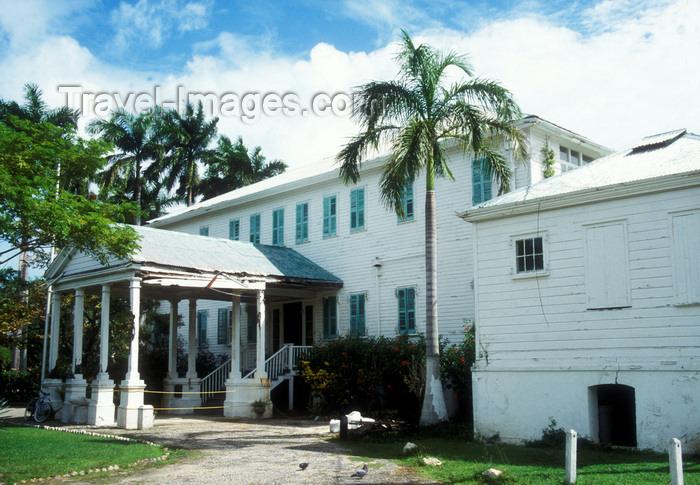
583;221;631;310
196;310;208;347
249;213;261;243
323;295;338;339
350;187;365;232
229;219;240;241
295;202;309;243
349;292;366;336
511;233;549;279
272;207;284;246
398;182;414;223
323;195;337;237
670;209;700;305
472;158;493;206
397;286;416;335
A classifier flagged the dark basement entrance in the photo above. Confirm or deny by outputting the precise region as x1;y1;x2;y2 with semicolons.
592;384;637;447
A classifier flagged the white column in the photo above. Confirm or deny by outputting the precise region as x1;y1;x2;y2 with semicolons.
230;295;241;379
669;438;684;485
72;289;85;375
187;298;197;379
99;285;111;377
168;299;179;377
565;429;577;485
125;278;142;382
255;289;266;379
49;292;62;372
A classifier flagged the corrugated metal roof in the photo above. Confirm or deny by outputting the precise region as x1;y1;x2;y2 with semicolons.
131;225;342;284
472;131;700;209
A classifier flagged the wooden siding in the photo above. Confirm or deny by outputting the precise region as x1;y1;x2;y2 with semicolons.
472;185;700;371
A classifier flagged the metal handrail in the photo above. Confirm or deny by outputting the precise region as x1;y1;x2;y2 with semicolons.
200;358;231;403
243;345;312;382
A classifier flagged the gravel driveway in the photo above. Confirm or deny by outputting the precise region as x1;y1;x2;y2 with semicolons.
6;409;436;484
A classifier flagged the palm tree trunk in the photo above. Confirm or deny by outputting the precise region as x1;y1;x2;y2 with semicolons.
420;159;448;426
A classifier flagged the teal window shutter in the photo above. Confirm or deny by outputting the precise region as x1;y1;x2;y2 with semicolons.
323;195;336;237
250;214;260;243
350;188;365;231
398;287;416;334
272;208;284;246
229;219;240;240
323;296;337;338
472;158;493;205
199;226;209;236
350;293;366;336
296;202;308;243
247;304;256;344
217;308;228;344
398;182;414;222
197;310;208;346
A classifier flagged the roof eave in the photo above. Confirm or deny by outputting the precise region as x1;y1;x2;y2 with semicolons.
458;171;700;223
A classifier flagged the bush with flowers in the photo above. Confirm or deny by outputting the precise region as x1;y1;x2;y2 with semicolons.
299;322;476;422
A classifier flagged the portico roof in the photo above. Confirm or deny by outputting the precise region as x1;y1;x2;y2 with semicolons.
46;225;342;302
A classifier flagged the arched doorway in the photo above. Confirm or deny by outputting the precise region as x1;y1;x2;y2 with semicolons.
589;384;637;447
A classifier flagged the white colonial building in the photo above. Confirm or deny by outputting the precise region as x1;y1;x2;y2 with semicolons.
459;129;700;453
44;115;611;428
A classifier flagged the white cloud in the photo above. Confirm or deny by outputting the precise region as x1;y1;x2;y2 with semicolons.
110;0;211;52
1;0;698;167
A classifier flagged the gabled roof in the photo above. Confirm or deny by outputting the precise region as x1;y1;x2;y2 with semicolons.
460;130;700;222
47;225;342;288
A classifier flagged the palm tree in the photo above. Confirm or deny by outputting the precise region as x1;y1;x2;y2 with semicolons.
337;31;527;426
0;83;78;128
87;109;164;225
201;135;287;200
160;102;219;206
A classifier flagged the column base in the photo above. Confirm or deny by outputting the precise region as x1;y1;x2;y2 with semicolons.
41;378;65;421
63;375;89;424
163;377;201;415
223;377;271;418
88;375;116;426
117;379;153;429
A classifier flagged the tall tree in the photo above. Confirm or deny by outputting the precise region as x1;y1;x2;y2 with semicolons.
201;135;287;200
87;109;164;225
160;102;218;206
0;83;81;370
337;31;527;425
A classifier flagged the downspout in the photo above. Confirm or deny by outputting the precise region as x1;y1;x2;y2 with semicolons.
373;258;382;336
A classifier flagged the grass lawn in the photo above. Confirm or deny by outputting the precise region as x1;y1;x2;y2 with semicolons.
338;435;700;484
0;425;183;483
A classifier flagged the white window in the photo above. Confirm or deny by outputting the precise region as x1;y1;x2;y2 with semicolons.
584;222;630;309
671;211;700;305
560;146;595;173
511;233;549;278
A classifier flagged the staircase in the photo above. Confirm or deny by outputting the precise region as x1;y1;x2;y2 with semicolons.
200;344;311;405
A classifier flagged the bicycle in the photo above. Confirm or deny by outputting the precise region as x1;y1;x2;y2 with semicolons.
24;390;53;423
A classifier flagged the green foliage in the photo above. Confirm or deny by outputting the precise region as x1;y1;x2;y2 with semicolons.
542;140;556;178
300;331;475;421
0;116;141;267
525;417;594;449
0;367;40;403
300;334;425;419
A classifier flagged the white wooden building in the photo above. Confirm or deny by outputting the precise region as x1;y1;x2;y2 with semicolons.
44;115;611;427
459;129;700;452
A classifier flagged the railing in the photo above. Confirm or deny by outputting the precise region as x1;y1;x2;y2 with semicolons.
201;358;231;403
243;344;311;384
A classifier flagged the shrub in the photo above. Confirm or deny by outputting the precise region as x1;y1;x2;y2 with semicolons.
0;367;40;404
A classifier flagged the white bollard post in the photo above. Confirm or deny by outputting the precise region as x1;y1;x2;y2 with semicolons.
565;429;577;484
669;438;684;485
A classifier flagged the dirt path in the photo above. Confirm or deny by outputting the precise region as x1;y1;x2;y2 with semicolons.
6;409;436;484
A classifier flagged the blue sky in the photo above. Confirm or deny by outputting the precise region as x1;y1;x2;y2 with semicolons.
1;0;699;275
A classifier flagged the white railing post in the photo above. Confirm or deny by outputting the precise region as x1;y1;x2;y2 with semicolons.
565;429;577;485
669;438;684;485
